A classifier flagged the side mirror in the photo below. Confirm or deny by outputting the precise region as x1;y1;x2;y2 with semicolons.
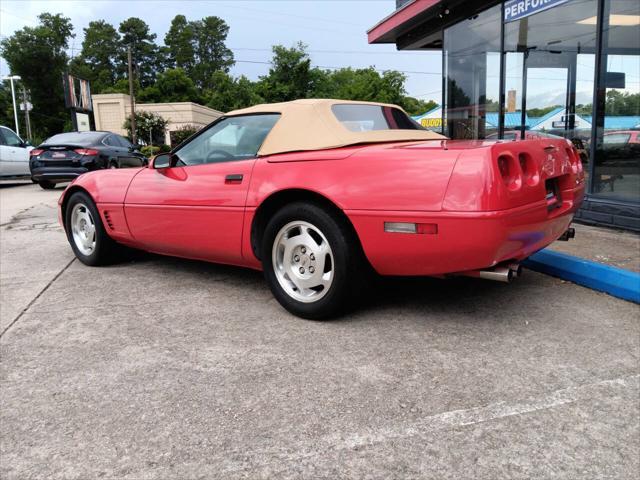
151;152;171;169
21;141;32;148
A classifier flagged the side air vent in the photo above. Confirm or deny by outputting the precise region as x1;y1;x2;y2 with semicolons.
103;211;114;230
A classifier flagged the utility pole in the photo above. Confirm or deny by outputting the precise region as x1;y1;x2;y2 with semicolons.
127;46;137;144
2;75;21;136
21;86;32;141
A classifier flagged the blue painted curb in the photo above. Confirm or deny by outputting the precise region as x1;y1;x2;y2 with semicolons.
523;250;640;304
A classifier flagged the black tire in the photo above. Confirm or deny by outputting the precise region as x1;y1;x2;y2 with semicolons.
261;202;367;320
109;161;118;169
64;191;122;266
38;180;56;190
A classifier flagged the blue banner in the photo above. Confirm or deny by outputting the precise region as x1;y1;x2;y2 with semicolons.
504;0;570;22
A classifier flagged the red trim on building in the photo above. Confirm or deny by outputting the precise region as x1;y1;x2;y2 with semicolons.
367;0;442;44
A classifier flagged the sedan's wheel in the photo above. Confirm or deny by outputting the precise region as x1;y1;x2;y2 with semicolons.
109;162;118;169
272;220;334;303
262;202;367;320
38;180;56;190
65;191;121;266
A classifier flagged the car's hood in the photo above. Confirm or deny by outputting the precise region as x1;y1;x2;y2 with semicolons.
66;167;145;204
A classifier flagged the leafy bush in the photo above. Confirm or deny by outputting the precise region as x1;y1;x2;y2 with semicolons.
123;111;168;146
159;144;171;153
140;145;160;158
170;124;200;147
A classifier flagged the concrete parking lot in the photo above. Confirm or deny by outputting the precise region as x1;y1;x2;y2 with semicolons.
1;182;639;479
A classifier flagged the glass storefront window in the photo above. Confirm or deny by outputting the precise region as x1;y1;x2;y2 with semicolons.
443;4;502;139
591;0;640;202
502;0;598;186
439;0;639;213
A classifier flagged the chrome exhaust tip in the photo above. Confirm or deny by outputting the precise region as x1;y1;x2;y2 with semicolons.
507;263;523;277
558;227;576;241
478;266;513;283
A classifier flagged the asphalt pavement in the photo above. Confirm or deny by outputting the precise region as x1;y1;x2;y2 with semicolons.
1;183;638;479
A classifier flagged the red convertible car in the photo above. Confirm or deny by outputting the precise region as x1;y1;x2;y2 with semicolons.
59;100;585;319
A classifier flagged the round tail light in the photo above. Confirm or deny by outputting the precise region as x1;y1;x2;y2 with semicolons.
497;153;522;191
519;152;539;186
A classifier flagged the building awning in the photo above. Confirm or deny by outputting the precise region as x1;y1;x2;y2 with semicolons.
367;0;443;44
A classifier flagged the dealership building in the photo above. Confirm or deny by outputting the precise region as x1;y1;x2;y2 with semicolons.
369;0;640;230
91;93;222;146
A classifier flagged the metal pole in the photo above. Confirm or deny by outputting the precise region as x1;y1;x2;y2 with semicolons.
128;46;137;144
517;17;528;140
9;77;19;137
498;2;506;139
22;86;32;141
588;0;608;195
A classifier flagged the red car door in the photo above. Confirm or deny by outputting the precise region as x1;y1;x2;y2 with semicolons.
124;113;281;265
124;160;254;264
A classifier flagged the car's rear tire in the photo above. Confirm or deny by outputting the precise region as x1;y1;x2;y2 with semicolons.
109;161;118;169
38;180;56;190
64;191;121;266
262;202;366;320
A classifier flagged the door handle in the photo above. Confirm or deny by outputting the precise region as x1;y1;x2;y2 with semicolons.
225;174;243;184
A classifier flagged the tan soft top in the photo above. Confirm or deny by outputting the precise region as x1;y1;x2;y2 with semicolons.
226;99;445;156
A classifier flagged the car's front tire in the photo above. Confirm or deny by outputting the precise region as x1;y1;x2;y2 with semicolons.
38;180;56;190
262;202;366;320
65;191;121;266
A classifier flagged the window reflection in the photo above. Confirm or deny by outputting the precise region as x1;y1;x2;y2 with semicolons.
443;4;502;139
592;0;640;201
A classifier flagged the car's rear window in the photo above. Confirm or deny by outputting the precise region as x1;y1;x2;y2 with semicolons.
331;104;423;132
43;132;107;146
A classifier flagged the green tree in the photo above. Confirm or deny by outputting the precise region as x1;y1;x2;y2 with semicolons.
312;67;406;105
139;68;200;103
164;15;195;73
170;124;201;146
483;98;500;113
70;20;121;93
118;17;159;88
0;13;74;137
123;110;168;145
257;42;318;102
575;103;593;116
205;71;263;112
401;97;438;116
527;105;561;117
0;84;15;129
101;78;139;95
605;90;640;116
191;16;234;89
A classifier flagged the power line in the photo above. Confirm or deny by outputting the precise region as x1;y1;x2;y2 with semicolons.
0;8;37;25
230;46;439;56
214;3;363;28
233;59;441;76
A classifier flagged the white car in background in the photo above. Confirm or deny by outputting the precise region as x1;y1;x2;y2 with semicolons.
0;125;32;178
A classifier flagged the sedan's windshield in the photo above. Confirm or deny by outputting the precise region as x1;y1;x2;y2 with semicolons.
331;104;423;132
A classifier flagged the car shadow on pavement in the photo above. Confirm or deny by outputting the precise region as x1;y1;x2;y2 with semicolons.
0;181;34;188
115;250;530;322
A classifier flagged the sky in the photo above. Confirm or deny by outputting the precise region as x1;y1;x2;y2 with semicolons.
0;0;444;103
2;0;637;113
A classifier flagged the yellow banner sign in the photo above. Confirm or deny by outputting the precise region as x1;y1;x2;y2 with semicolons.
420;118;442;128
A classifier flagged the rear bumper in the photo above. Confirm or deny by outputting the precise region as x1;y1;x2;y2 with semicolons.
347;188;583;276
30;167;88;183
